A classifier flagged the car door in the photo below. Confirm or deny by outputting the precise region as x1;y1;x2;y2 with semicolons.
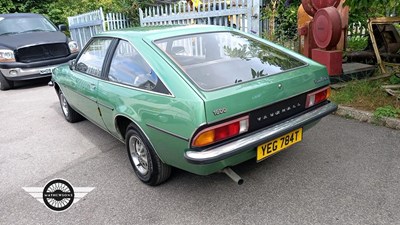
65;37;114;128
97;39;171;138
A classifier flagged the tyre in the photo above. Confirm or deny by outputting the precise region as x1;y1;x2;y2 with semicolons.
58;89;84;123
0;73;14;91
126;124;171;186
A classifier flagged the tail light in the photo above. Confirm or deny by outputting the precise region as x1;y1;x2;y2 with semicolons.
192;116;249;147
306;86;331;108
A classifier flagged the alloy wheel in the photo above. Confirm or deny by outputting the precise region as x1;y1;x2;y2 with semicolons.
60;93;69;117
129;135;149;175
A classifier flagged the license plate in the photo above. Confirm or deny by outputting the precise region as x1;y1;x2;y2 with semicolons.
257;128;303;162
39;68;53;75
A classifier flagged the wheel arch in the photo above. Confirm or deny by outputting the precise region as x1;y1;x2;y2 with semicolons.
53;81;61;94
115;115;133;141
115;114;167;163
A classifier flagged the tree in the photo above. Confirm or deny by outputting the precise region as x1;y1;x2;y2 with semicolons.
1;0;154;26
261;0;301;43
44;0;153;25
0;0;15;12
345;0;400;26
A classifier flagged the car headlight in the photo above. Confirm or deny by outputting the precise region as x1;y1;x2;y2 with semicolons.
0;49;15;62
68;41;79;54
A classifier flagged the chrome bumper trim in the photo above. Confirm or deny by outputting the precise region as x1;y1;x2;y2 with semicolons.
184;102;338;164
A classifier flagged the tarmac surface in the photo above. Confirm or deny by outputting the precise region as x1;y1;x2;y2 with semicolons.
1;81;399;224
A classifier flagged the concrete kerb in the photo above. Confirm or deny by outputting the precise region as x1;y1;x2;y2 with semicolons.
334;105;400;130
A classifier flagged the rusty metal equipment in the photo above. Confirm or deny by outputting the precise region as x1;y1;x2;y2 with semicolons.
298;0;349;76
367;17;400;74
368;17;400;100
341;17;400;97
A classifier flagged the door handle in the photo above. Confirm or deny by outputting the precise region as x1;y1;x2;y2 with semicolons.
89;83;96;91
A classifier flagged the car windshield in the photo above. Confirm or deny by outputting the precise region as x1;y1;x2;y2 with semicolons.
0;16;57;35
155;31;306;90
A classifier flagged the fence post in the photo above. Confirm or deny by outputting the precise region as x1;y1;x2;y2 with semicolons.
248;0;260;35
139;9;144;27
99;7;106;31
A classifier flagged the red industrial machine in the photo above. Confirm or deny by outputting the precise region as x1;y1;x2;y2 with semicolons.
298;0;349;76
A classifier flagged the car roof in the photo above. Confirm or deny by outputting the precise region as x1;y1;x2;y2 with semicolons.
97;25;236;41
0;13;44;18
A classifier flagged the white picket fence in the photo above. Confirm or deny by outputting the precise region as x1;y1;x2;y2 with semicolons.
348;22;368;37
139;0;260;35
105;12;131;30
68;8;132;49
68;1;263;49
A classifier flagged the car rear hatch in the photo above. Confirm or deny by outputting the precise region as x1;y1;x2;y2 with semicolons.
200;63;329;125
152;29;331;129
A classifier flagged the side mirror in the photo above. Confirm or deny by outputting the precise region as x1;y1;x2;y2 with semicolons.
59;24;67;32
171;46;185;55
76;62;88;72
69;59;76;70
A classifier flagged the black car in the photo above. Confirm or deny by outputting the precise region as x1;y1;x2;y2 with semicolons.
0;13;79;90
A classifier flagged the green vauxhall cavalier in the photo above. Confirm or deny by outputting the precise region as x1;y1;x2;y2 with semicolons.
51;25;337;186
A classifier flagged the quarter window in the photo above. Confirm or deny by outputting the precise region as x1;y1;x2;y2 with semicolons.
108;40;169;94
75;38;112;77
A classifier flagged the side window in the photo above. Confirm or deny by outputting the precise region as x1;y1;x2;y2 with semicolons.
108;40;169;94
75;38;112;77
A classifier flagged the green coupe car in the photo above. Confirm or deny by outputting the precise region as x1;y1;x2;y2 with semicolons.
51;25;337;186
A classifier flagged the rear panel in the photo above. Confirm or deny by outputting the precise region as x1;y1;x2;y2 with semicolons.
152;30;330;124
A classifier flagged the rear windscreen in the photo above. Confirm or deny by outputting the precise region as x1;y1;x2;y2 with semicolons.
155;32;306;90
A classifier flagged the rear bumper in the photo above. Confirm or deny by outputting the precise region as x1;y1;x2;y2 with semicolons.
184;102;338;164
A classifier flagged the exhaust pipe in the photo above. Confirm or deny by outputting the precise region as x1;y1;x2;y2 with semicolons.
221;167;244;185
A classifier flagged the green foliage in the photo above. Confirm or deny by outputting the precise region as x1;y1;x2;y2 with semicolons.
223;44;252;61
1;0;153;26
223;40;303;71
389;75;400;84
0;0;15;12
345;0;400;27
260;0;399;49
330;79;381;105
330;77;400;113
251;69;267;78
274;0;301;42
260;0;301;49
346;36;369;52
374;106;400;119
